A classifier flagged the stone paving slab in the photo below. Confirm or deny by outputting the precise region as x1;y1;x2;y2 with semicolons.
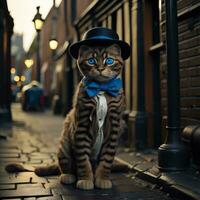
116;152;144;167
14;172;48;184
22;147;38;154
134;161;155;172
37;196;62;200
116;150;200;200
0;184;15;190
0;142;18;149
49;174;170;199
0;175;31;184
0;187;52;198
0;104;176;200
17;183;45;189
0;153;20;158
0;158;28;163
0;149;21;154
2;199;22;200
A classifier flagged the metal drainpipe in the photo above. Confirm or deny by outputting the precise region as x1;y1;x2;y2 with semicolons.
158;0;190;171
63;0;75;115
135;0;147;149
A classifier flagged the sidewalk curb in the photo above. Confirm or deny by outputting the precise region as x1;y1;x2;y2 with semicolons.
115;156;200;200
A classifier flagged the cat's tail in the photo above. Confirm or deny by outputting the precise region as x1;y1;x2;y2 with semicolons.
5;163;60;176
6;161;130;175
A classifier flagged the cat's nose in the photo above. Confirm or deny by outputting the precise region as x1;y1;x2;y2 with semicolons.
98;68;104;72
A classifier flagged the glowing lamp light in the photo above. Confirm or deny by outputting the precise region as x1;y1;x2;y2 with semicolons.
49;39;58;50
24;59;34;68
34;19;44;31
21;76;26;82
10;67;16;74
33;6;44;32
14;75;20;82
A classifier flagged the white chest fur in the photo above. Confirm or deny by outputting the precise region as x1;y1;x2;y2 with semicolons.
91;92;108;160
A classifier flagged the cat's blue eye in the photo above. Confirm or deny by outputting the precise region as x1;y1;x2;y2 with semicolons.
87;58;96;65
105;57;115;65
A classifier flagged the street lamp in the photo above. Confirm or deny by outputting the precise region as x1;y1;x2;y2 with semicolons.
49;38;58;50
33;6;44;82
24;59;34;68
33;6;44;32
10;67;16;74
20;75;26;82
14;75;20;82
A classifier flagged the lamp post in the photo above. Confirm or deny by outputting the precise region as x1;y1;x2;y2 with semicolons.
33;6;44;82
49;38;58;50
158;0;190;171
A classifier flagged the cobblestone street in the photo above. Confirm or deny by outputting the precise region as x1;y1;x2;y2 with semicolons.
1;0;200;199
0;104;175;199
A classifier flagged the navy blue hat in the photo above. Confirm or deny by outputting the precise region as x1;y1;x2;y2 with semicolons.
69;27;130;60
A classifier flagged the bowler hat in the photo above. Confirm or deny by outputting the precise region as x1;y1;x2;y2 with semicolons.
69;27;130;60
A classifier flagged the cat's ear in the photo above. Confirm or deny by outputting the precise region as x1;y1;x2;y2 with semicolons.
106;44;121;56
78;45;93;57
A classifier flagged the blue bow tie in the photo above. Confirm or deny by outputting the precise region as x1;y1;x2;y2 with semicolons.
83;78;122;97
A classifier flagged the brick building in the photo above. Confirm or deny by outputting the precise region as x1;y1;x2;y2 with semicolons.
160;0;200;127
71;0;157;148
70;0;200;150
28;0;200;151
27;0;93;113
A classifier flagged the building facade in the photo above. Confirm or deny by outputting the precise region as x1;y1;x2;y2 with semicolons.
70;0;200;149
28;0;93;114
11;33;25;82
160;0;200;128
72;0;160;149
0;0;13;124
27;0;200;151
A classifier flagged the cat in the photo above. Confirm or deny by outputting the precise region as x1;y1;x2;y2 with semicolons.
6;44;127;190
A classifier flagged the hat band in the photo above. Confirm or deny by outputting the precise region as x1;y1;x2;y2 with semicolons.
85;35;116;40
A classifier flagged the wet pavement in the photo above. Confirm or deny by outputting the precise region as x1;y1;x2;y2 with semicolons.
0;103;177;199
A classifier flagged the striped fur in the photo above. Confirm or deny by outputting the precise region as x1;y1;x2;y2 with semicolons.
5;44;126;190
57;44;126;190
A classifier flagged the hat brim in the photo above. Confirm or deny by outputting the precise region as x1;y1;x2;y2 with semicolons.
69;38;130;60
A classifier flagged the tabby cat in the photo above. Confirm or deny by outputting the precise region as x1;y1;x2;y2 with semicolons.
6;44;126;190
57;44;125;190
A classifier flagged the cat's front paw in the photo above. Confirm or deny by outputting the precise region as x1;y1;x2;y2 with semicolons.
76;180;94;190
95;178;112;189
60;173;76;184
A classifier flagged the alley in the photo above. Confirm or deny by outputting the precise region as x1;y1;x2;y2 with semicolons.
0;103;174;200
1;0;200;199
